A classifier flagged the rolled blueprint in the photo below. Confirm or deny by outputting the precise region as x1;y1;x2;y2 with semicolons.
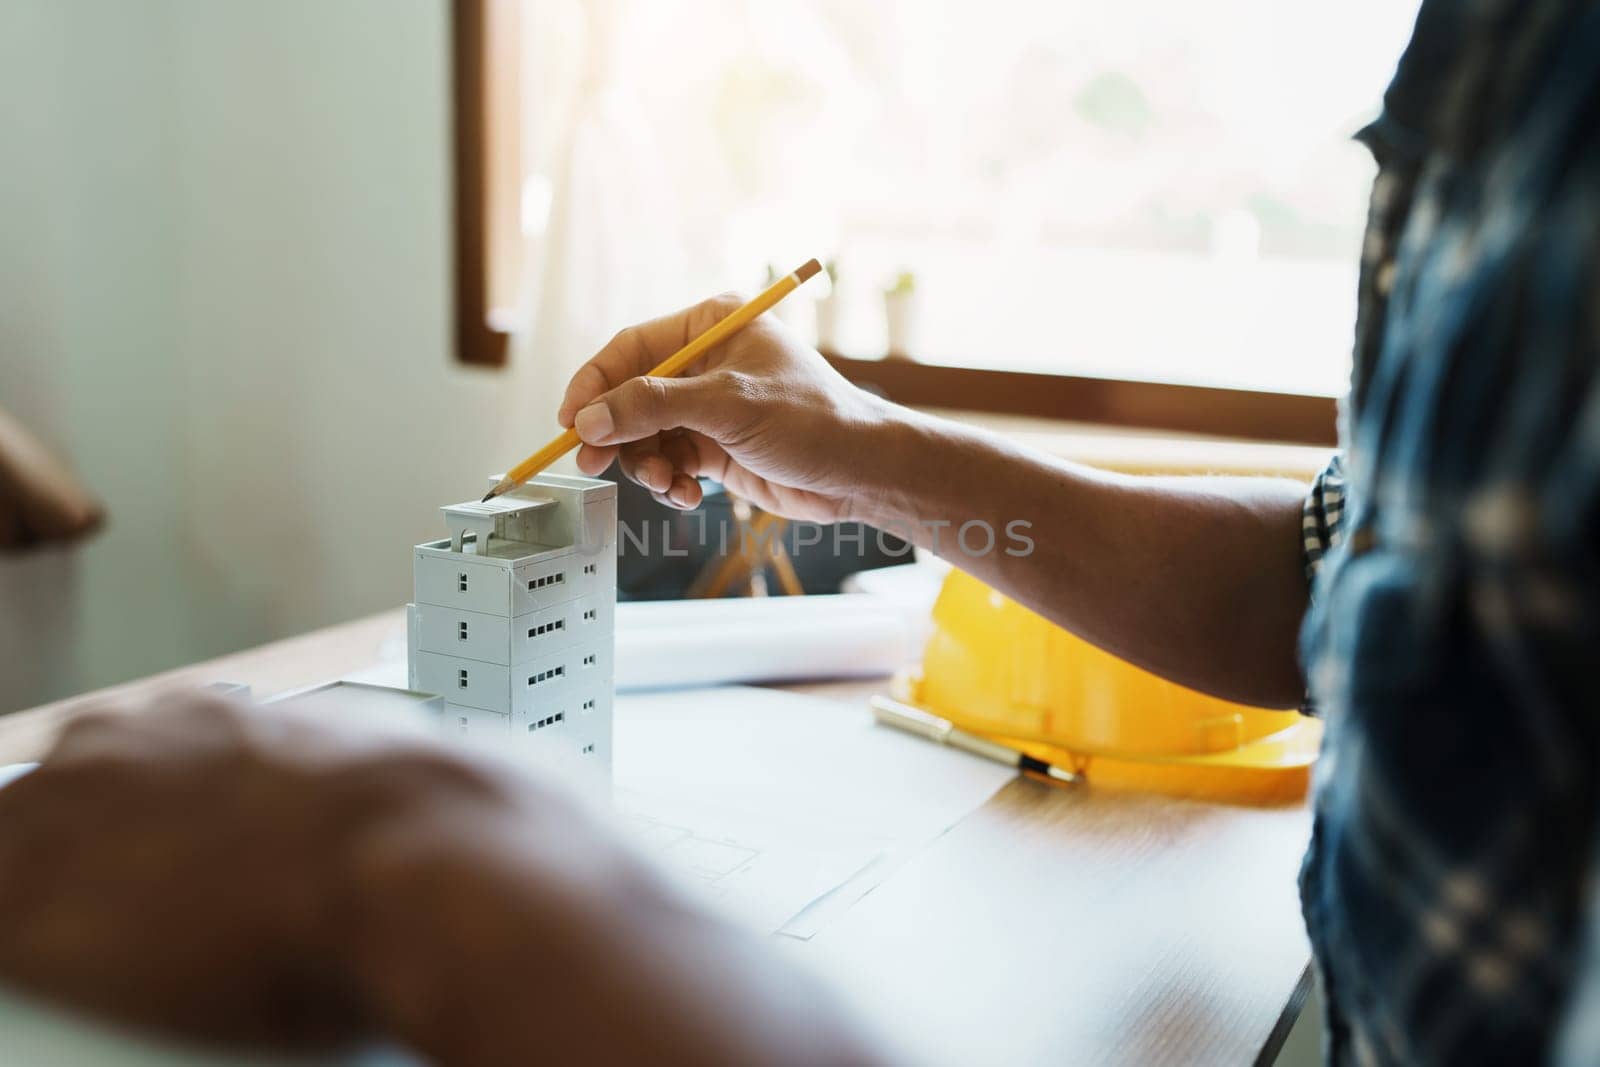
615;595;914;691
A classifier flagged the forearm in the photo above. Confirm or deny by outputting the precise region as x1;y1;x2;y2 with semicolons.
347;806;886;1067
851;405;1310;708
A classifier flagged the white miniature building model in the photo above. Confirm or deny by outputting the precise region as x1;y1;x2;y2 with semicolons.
407;474;616;771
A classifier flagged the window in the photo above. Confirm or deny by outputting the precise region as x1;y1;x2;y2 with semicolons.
455;1;1420;442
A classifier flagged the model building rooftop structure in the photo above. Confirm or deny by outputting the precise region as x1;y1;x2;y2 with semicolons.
439;495;556;554
407;474;616;772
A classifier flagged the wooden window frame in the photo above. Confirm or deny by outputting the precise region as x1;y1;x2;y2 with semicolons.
452;0;516;367
451;0;1337;445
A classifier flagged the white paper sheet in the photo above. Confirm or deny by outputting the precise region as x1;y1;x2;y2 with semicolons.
612;686;1015;936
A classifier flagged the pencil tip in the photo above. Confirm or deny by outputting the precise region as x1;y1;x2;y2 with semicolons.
796;258;822;283
480;490;497;503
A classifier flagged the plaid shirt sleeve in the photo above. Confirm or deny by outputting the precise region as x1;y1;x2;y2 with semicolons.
1301;453;1347;589
1297;454;1346;718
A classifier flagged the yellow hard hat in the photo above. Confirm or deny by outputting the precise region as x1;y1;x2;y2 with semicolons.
895;568;1320;804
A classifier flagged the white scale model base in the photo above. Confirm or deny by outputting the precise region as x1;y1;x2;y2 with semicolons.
407;474;616;772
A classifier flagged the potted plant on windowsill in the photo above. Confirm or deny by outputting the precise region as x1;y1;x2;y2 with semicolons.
883;270;918;361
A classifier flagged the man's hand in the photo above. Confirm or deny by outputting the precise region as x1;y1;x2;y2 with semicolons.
0;410;103;550
0;691;886;1065
559;295;906;523
0;690;526;1050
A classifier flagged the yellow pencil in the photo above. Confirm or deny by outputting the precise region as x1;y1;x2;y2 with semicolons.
481;257;823;502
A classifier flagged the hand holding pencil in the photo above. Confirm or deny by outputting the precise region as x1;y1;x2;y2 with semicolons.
486;259;822;503
514;261;908;524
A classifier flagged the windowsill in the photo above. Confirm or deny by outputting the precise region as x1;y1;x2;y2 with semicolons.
926;408;1334;480
825;353;1338;447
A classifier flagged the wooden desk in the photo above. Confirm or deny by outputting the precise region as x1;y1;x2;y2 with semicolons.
0;610;1313;1066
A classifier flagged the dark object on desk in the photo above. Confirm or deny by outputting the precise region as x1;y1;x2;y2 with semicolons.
609;473;911;600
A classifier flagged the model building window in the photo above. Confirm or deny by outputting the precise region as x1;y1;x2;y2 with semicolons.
456;0;1419;440
528;665;566;687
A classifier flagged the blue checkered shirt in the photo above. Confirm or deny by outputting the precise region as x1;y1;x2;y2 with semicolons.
1297;2;1600;1063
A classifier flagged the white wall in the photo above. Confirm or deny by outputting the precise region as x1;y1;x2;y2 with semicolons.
0;0;530;711
0;0;189;708
169;1;526;641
